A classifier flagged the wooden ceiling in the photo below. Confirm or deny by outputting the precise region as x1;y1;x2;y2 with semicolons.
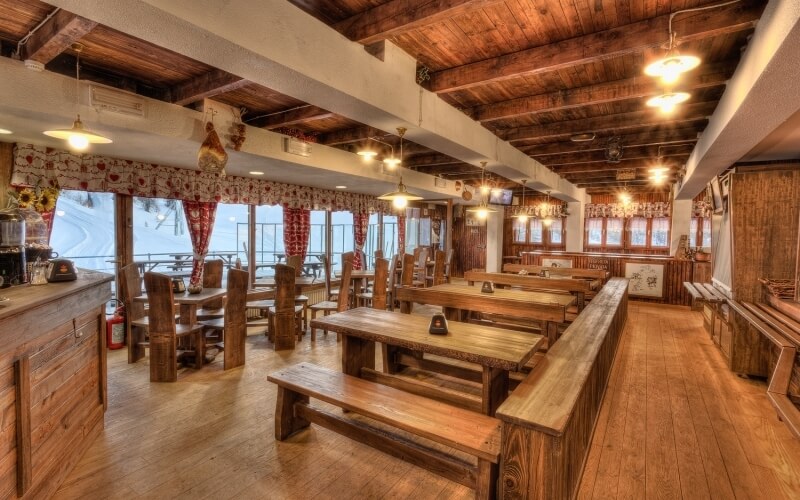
0;0;767;196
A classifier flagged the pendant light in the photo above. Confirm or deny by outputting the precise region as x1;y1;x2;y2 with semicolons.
644;32;700;85
541;190;553;227
43;43;112;151
477;161;492;195
513;180;529;222
649;146;668;185
467;161;497;220
377;177;423;209
646;92;691;114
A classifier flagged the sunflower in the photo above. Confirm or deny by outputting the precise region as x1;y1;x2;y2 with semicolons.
35;188;58;212
17;188;35;209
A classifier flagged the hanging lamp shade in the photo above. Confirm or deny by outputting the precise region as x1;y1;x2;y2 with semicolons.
644;52;700;85
377;176;423;209
646;92;690;114
44;114;113;151
466;200;497;220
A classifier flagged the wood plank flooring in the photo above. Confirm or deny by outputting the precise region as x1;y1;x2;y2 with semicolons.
578;303;800;500
53;302;800;499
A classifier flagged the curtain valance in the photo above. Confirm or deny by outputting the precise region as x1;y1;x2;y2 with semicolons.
11;143;389;213
584;202;671;218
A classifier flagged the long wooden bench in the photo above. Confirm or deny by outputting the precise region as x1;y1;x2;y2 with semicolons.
727;299;800;438
495;277;628;499
502;263;609;283
267;362;501;499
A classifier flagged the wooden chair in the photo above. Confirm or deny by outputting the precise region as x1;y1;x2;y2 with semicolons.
286;254;303;277
399;253;416;314
412;247;429;287
119;263;150;364
143;272;204;382
329;251;354;302
284;255;310;331
268;264;303;350
386;254;401;311
356;257;389;308
199;268;248;369
196;259;225;320
443;248;454;283
309;258;353;341
426;250;446;287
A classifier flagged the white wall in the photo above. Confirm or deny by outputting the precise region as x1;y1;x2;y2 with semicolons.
670;199;693;256
566;201;585;252
485;212;503;272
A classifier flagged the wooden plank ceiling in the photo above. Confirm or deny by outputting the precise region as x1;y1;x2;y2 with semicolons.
0;0;766;196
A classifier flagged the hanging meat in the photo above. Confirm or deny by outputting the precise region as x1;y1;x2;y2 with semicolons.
198;122;228;177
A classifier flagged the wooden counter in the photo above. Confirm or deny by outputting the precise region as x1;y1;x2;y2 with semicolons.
0;271;112;499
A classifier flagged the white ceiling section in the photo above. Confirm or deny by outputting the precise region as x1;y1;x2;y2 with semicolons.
676;0;800;200
42;0;582;202
0;57;456;200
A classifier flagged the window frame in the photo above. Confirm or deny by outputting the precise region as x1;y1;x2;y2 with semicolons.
510;216;565;250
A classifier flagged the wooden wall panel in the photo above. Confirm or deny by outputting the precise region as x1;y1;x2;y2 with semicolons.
452;216;486;277
520;251;695;305
0;142;13;210
730;168;800;303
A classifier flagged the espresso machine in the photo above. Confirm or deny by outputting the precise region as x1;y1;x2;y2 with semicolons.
0;210;26;287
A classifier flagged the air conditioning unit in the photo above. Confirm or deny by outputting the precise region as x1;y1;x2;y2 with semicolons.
90;85;146;118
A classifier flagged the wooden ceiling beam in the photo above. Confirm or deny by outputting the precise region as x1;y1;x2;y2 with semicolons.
585;186;673;194
249;105;335;129
470;63;732;123
22;10;97;64
551;158;685;174
536;144;695;166
170;69;250;106
428;1;761;93
403;153;463;168
500;101;716;143
334;0;504;45
318;126;383;145
576;178;676;188
411;164;481;176
523;128;700;156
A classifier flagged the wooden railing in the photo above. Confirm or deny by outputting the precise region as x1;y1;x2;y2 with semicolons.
496;277;628;499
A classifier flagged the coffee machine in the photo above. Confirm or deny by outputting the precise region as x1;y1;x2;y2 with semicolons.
0;210;26;287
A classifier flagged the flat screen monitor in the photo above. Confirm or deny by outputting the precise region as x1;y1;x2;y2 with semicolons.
489;189;513;205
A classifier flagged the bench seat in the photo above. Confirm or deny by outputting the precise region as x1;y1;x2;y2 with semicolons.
268;362;501;498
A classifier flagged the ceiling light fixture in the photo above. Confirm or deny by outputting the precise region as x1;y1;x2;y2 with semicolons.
605;137;623;163
570;132;596;142
644;32;701;85
466;199;497;220
335;185;347;189
249;171;264;175
646;92;691;114
43;43;112;151
0;128;11;134
477;161;492;195
541;190;554;227
357;127;406;168
377;177;423;209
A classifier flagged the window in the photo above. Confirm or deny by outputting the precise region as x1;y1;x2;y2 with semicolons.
689;217;711;249
382;214;398;257
50;190;116;274
548;219;563;244
650;217;670;248
529;219;543;243
629;217;648;247
512;218;527;243
585;217;623;248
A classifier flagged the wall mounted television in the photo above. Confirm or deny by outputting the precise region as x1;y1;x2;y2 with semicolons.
488;189;513;205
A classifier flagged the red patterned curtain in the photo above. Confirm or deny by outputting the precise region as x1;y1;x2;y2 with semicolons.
397;210;406;255
182;200;218;292
283;207;310;262
353;212;369;270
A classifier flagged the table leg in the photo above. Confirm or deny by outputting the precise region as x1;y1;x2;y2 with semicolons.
342;335;374;376
482;366;509;416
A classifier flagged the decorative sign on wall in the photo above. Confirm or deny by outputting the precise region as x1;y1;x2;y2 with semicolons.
624;262;664;298
542;258;573;268
284;137;312;157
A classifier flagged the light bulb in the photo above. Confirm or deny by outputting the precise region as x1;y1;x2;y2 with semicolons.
660;60;682;85
518;214;529;223
357;150;378;159
383;157;401;169
476;207;488;219
659;101;676;114
392;197;408;209
542;217;553;227
480;185;491;196
68;133;90;150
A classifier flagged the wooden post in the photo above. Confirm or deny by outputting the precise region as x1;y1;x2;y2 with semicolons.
445;199;453;258
248;204;256;287
378;211;384;258
326;210;332;272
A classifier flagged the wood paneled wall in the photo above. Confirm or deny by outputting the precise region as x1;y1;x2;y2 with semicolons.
521;251;696;305
451;216;486;277
730;167;800;303
0;142;13;209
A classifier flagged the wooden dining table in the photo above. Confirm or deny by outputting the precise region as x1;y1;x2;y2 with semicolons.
254;276;320;295
310;308;544;416
464;269;599;311
395;283;575;345
135;287;227;325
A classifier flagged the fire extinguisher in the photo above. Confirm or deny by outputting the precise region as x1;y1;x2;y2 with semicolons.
106;299;126;350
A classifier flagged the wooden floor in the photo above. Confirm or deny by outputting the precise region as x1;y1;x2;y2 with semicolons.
53;303;800;499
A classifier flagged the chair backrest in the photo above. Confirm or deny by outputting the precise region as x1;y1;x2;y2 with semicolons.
355;249;367;270
336;258;353;312
223;268;249;369
119;263;146;321
143;272;176;335
444;248;454;278
412;247;421;263
274;264;296;310
417;248;429;270
286;255;303;277
203;259;225;309
371;258;389;310
320;254;332;297
432;250;446;286
374;250;384;261
400;253;415;287
386;254;400;311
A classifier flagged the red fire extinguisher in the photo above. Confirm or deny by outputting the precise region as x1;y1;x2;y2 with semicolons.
106;299;126;350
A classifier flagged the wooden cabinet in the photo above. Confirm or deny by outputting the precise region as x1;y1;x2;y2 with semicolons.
0;272;112;498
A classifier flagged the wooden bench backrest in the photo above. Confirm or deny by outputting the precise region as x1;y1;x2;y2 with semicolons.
503;263;608;281
465;269;591;293
431;250;446;286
